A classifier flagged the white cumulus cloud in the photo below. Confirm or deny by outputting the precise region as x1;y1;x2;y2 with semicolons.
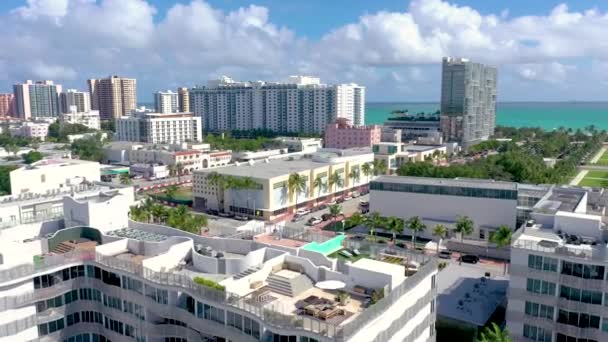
1;0;608;101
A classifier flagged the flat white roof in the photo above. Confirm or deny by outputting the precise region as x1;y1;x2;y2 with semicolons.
351;258;404;275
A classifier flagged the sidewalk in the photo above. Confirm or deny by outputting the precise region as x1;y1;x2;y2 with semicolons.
569;170;588;185
589;147;606;164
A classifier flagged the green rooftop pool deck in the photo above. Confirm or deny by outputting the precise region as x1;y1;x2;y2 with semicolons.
301;235;346;255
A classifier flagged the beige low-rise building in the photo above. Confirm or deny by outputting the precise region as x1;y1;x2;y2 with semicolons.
104;142;231;175
193;148;373;220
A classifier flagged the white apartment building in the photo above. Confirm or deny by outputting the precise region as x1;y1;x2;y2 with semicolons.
507;186;608;342
193;148;374;220
59;108;101;130
60;89;91;113
0;181;133;230
116;112;202;144
10;158;101;195
0;192;437;342
190;76;365;134
10;121;50;141
154;90;179;114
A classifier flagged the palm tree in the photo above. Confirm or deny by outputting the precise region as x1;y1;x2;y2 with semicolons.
476;323;511;342
150;203;168;224
361;162;372;184
329;204;342;230
119;173;132;185
385;216;404;242
176;163;185;182
372;159;387;176
4;143;19;157
240;177;258;216
223;176;242;214
167;205;189;229
490;225;513;274
182;213;209;234
345;212;365;229
207;172;224;211
432;224;448;255
328;171;343;196
454;215;474;264
288;173;307;213
348;168;360;190
313;175;325;204
366;212;385;241
406;216;426;248
129;205;149;222
168;164;177;178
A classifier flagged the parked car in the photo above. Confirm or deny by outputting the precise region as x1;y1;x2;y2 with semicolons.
321;213;332;221
395;242;407;249
459;254;480;264
438;250;452;259
296;208;311;216
349;235;365;241
343;195;353;201
307;217;323;226
336;197;345;204
351;191;360;198
292;215;305;222
327;199;337;206
218;212;233;218
234;215;248;221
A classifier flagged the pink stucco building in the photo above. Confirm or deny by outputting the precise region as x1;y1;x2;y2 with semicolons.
324;118;381;149
0;93;15;117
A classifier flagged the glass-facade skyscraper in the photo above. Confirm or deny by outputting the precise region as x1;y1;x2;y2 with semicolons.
440;57;497;147
13;80;62;119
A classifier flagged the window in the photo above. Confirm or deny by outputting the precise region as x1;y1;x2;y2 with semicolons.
525;301;554;320
558;309;600;329
528;255;558;272
197;301;225;324
561;261;604;280
523;324;552;342
560;286;602;305
227;311;243;331
527;278;556;296
556;333;597;342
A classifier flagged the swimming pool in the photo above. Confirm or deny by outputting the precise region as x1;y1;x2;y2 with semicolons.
301;235;346;255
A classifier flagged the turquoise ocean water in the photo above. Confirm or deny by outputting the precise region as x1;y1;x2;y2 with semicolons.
366;102;608;130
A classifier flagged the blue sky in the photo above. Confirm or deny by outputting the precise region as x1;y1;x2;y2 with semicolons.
2;0;608;102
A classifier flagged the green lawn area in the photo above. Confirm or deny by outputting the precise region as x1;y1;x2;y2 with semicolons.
579;170;608;188
579;177;608;187
586;170;608;179
172;187;193;201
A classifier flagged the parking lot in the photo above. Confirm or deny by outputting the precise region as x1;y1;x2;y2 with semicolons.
287;194;369;230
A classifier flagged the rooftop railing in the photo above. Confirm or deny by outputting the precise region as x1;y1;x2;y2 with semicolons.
512;239;608;262
0;241;437;340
